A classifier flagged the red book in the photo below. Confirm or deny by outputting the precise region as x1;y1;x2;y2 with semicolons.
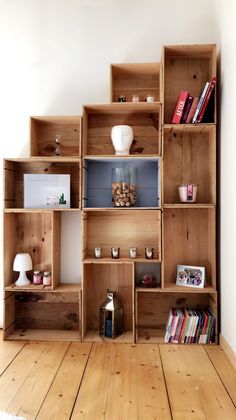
172;91;189;124
181;95;194;123
186;97;198;123
197;77;216;123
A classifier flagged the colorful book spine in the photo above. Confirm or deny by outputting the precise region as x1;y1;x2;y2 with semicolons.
186;97;198;123
192;82;210;123
180;95;194;123
197;77;216;123
172;91;189;124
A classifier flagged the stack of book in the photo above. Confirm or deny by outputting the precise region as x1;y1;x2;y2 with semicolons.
172;77;216;124
164;307;215;344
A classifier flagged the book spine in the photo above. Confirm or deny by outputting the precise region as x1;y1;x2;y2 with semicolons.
197;77;216;123
186;97;198;123
180;96;194;123
172;91;189;124
192;82;210;123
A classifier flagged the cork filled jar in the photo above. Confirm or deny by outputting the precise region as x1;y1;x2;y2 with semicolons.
112;167;137;207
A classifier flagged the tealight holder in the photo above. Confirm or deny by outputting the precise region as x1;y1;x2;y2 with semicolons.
129;247;137;259
111;247;120;259
94;247;102;259
145;248;154;259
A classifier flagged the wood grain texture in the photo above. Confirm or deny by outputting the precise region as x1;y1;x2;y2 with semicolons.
160;344;236;420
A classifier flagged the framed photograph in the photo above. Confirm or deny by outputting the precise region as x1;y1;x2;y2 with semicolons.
176;265;205;288
24;174;70;209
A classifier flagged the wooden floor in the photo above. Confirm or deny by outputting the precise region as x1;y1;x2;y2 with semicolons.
0;335;236;419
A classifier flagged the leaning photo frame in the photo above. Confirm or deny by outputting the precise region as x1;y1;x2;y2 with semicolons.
176;265;205;288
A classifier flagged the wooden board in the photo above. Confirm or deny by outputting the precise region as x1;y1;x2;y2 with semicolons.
83;104;161;156
30;116;81;157
71;343;171;419
110;62;160;103
4;159;81;209
163;208;216;289
160;344;236;419
0;338;26;376
163;125;216;204
37;342;92;420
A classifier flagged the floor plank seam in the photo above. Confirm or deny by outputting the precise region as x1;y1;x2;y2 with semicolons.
0;341;27;378
69;341;94;419
35;341;72;419
158;344;174;420
203;345;236;409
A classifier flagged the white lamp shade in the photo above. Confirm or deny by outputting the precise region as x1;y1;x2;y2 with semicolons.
13;253;33;271
13;253;32;286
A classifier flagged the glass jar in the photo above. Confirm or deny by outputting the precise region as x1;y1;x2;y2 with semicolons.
43;271;52;286
112;167;137;207
33;271;43;285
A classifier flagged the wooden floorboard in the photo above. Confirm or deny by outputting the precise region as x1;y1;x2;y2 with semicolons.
0;334;235;420
159;344;236;420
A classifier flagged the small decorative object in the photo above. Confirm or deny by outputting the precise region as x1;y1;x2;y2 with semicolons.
33;271;43;285
129;247;137;259
118;95;126;102
145;248;154;259
111;247;120;259
178;184;198;203
146;94;155;103
43;271;52;286
112;167;137;207
55;134;61;156
100;290;123;339
13;253;33;286
136;272;158;288
176;265;205;288
24;174;70;208
111;125;134;155
132;94;139;103
94;247;102;259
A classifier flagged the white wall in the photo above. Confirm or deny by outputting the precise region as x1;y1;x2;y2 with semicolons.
0;0;218;327
215;0;236;353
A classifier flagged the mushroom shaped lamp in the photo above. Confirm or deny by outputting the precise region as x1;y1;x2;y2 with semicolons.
13;253;32;286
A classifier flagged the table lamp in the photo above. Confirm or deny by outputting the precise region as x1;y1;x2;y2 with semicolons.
13;253;32;286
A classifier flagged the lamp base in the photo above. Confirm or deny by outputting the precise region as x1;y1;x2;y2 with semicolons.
15;271;31;287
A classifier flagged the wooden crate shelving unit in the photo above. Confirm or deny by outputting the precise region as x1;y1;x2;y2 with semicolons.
3;44;218;344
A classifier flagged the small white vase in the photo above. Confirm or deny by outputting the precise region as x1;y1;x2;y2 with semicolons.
111;125;134;155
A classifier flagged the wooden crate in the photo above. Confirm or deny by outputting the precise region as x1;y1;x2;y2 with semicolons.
30;116;81;157
163;125;216;204
163;207;216;291
82;209;161;261
82;263;134;342
3;289;81;341
162;44;216;124
136;290;217;343
4;158;81;209
83;103;161;156
3;211;60;290
110;63;160;103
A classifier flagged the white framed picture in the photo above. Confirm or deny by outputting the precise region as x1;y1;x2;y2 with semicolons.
176;265;205;288
24;174;70;209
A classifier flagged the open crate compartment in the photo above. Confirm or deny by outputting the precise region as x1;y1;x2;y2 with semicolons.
82;263;134;342
110;63;160;103
82;209;161;261
83;104;161;156
30;116;81;157
83;157;161;208
163;208;216;291
4;159;81;210
135;262;161;289
136;290;217;343
163;125;216;205
3;290;81;341
162;44;216;124
4;211;60;290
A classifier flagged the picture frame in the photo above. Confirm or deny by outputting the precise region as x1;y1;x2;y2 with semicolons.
24;174;70;209
176;265;205;288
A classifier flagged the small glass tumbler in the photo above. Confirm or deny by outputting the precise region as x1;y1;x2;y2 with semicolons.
111;247;120;259
94;247;102;259
129;247;137;259
145;248;154;259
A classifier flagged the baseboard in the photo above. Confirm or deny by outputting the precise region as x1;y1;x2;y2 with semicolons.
220;333;236;370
